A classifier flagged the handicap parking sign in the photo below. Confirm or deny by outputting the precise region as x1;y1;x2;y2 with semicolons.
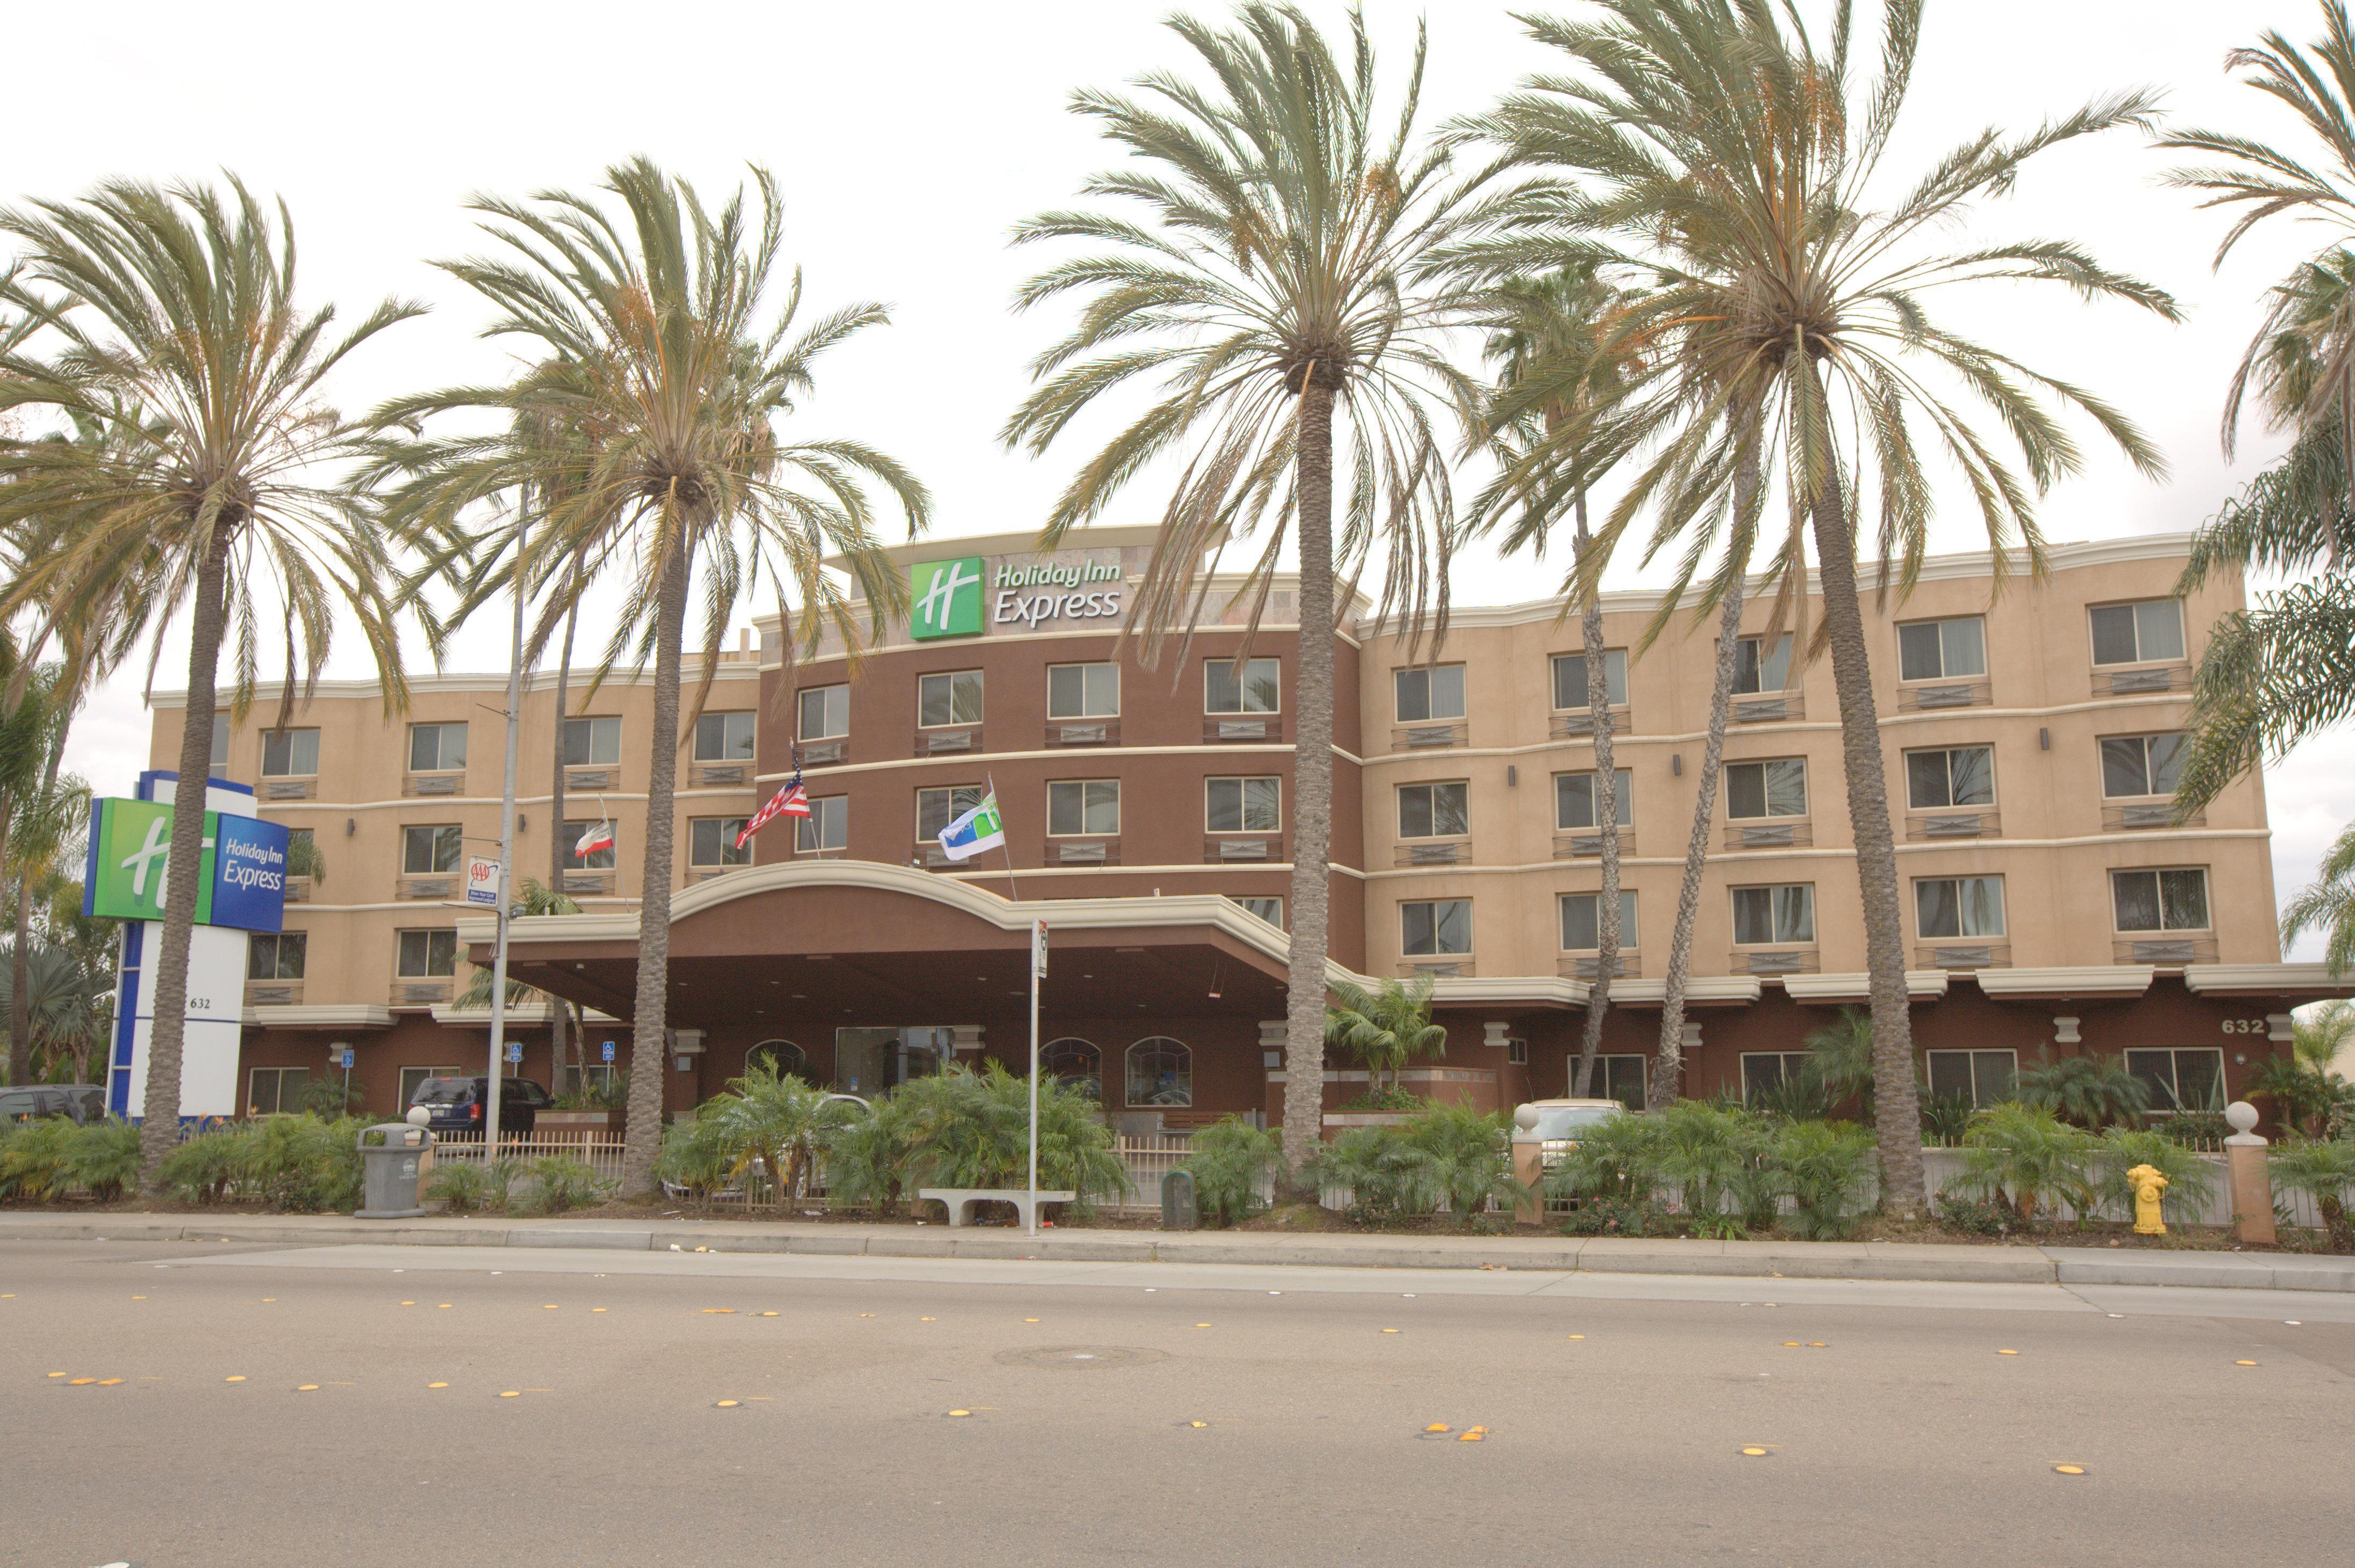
601;1041;615;1064
507;1041;522;1064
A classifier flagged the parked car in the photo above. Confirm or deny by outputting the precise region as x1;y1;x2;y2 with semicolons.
0;1085;107;1125
408;1076;552;1135
1515;1097;1626;1146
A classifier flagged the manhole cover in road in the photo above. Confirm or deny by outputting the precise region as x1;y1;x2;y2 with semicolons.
995;1346;1169;1370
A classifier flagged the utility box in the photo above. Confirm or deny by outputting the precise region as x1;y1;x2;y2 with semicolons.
356;1123;433;1219
1160;1168;1199;1231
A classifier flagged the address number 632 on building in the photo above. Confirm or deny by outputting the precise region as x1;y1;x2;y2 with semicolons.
2220;1018;2272;1035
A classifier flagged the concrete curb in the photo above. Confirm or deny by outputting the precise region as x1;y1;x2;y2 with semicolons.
7;1216;2348;1291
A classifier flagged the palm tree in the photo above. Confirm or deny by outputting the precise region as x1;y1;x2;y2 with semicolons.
1450;0;2176;1211
0;177;419;1184
1324;975;1447;1098
2295;998;2355;1074
370;158;928;1200
1003;3;1478;1183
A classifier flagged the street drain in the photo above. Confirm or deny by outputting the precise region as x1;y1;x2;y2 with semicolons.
995;1346;1168;1370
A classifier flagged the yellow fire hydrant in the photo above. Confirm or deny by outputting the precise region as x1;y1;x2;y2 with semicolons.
2126;1163;2169;1237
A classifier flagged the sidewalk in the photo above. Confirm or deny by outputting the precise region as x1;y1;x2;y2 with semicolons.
8;1210;2353;1292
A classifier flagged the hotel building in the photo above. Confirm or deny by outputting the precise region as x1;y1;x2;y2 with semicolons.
158;525;2347;1130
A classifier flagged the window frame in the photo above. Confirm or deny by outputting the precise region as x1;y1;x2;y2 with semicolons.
2125;1046;2227;1115
795;685;851;742
396;928;459;978
1400;898;1473;956
1549;649;1630;710
1203;657;1281;715
916;785;989;841
1558;890;1639;952
561;715;623;767
1393;663;1467;723
1925;1048;2017;1109
1740;1051;1813;1106
1204;775;1282;833
1587;1054;1648;1111
2110;867;2212;934
1043;1037;1103;1102
1554;768;1634;831
690;712;758;762
1902;745;1996;811
2089;598;2187;667
1124;1037;1193;1108
795;796;848;854
688;816;755;868
1725;757;1809;820
1914;875;2007;940
1232;895;1284;930
916;670;985;729
407;722;468;773
1732;633;1794;695
1046;779;1121;837
245;931;308;981
1395;779;1470;840
2099;732;2187;800
1895;615;1988;683
1731;883;1816;946
259;727;322;778
248;1065;308;1117
1046;662;1121;720
400;824;464;876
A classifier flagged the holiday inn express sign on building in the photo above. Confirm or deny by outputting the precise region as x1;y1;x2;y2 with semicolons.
84;795;289;933
908;549;1125;640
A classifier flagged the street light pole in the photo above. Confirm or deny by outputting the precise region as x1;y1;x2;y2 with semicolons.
483;492;529;1160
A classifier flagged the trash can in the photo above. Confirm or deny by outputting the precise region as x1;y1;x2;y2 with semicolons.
1160;1168;1199;1231
356;1123;434;1219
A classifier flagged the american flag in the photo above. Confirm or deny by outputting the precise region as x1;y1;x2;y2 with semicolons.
736;771;810;850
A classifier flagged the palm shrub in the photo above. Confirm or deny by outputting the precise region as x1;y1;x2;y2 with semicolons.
820;1101;912;1214
244;1115;364;1213
157;1123;256;1203
1955;1104;2096;1226
2270;1136;2355;1251
511;1153;609;1217
2158;1111;2233;1151
1802;1008;1877;1115
2249;1054;2353;1140
1655;1100;1777;1233
63;1119;139;1202
1394;1102;1527;1228
1543;1111;1668;1209
2015;1053;2153;1130
1773;1121;1877;1241
2093;1128;2220;1225
882;1064;1130;1212
1307;1126;1419;1223
1182;1115;1281;1227
1325;977;1448;1099
1918;1091;1976;1149
301;1077;366;1120
702;1063;857;1203
1753;1064;1837;1123
426;1157;504;1215
653;1111;737;1202
0;1115;76;1199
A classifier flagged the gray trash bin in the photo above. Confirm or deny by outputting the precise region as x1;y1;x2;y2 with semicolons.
1160;1167;1199;1231
357;1123;434;1218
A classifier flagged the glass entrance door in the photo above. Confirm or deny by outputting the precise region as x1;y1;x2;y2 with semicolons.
832;1026;955;1095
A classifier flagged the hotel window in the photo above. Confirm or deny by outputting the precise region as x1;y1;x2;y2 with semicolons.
2125;1047;2226;1114
2111;867;2209;933
1206;776;1281;833
1726;758;1807;818
1507;1036;1528;1065
1232;895;1284;929
1905;746;1994;810
1740;1052;1812;1106
796;685;850;741
209;715;229;771
1732;884;1814;945
692;712;757;761
286;827;316;878
562;715;623;766
918;670;984;728
1048;662;1120;719
248;1066;308;1116
1044;1039;1103;1101
1550;649;1629;709
1397;780;1469;838
2100;733;2186;798
560;821;617;870
917;786;988;841
796;797;848;854
1048;780;1121;836
1897;616;1987;681
407;722;468;772
2090;599;2185;665
396;929;458;978
1915;876;2005;940
1394;663;1466;722
1926;1049;2017;1109
260;727;321;777
689;816;754;867
1401;899;1473;956
401;824;463;875
1125;1037;1192;1107
1559;890;1639;951
246;931;307;981
1555;769;1633;830
1205;657;1280;714
1733;633;1793;694
1589;1054;1648;1111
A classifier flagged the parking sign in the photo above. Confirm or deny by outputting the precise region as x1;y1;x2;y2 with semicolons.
601;1041;615;1064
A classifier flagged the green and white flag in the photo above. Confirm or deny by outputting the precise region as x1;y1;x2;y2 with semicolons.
937;791;1004;861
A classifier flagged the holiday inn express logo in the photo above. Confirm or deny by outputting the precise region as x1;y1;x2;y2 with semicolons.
909;556;984;640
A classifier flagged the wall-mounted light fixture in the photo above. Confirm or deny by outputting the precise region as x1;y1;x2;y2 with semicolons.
2038;727;2050;751
345;817;356;836
1670;753;1684;776
1506;765;1517;787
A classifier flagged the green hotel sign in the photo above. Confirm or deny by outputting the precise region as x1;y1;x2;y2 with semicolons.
908;556;985;640
83;796;289;933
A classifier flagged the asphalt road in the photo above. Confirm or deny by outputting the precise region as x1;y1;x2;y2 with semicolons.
9;1240;2351;1568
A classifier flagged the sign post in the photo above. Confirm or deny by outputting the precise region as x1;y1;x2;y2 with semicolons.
339;1047;354;1113
1027;919;1045;1237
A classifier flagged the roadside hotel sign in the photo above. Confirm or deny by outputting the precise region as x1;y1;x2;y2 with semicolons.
907;549;1126;640
464;854;502;908
85;796;290;932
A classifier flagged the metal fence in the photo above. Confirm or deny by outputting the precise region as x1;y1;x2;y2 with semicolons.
430;1134;628;1187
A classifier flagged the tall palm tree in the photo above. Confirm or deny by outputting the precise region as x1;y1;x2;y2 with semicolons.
1453;0;2176;1210
1003;3;1478;1182
370;158;928;1199
0;177;418;1182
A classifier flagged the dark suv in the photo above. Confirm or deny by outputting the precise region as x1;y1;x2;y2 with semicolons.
408;1077;551;1135
0;1085;107;1125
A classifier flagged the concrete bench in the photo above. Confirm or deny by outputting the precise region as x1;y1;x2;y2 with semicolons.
918;1187;1075;1229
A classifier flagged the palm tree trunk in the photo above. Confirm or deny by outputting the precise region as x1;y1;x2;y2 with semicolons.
1652;576;1746;1112
141;527;232;1189
13;724;69;1088
1280;375;1339;1187
619;532;692;1200
549;585;579;1095
1572;488;1618;1096
1801;419;1927;1215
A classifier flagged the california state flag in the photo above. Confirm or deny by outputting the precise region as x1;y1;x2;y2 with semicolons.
573;819;616;857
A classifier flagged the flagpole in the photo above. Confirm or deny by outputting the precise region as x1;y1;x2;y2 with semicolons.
987;771;1017;902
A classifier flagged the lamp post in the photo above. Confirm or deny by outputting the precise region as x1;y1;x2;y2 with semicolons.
483;492;529;1158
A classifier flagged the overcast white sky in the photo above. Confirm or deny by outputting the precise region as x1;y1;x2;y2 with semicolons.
11;0;2349;954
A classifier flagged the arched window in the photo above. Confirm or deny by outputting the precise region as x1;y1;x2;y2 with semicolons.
1043;1038;1102;1101
1125;1037;1191;1107
747;1039;807;1081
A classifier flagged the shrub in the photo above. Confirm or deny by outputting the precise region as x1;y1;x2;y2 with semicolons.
1335;1085;1426;1113
2014;1053;2152;1130
1753;1065;1837;1123
1934;1194;2015;1236
1543;1110;1667;1209
0;1117;76;1199
2092;1128;2219;1224
1918;1090;1975;1148
1307;1125;1418;1221
301;1076;367;1120
1557;1198;1660;1236
1181;1115;1280;1226
2270;1137;2355;1251
820;1064;1130;1217
510;1153;609;1216
701;1063;857;1202
245;1115;364;1212
64;1120;140;1202
1954;1103;2095;1225
426;1157;506;1214
819;1105;908;1213
1394;1102;1527;1226
1655;1100;1777;1229
2156;1111;2232;1150
158;1124;255;1203
1773;1120;1876;1240
655;1111;737;1201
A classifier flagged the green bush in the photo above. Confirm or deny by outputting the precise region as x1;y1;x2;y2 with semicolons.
1655;1100;1778;1230
1558;1197;1660;1236
64;1120;140;1202
426;1157;512;1214
0;1117;77;1199
511;1153;609;1216
1335;1085;1426;1113
2156;1111;2232;1150
818;1105;907;1212
2270;1137;2355;1251
157;1124;253;1203
1918;1090;1975;1148
2092;1127;2219;1224
1773;1120;1876;1240
245;1116;364;1212
1394;1102;1526;1226
1181;1115;1280;1226
1954;1102;2095;1225
1934;1194;2015;1236
1306;1125;1418;1222
654;1111;737;1200
2014;1053;2152;1130
700;1063;857;1202
1543;1110;1668;1209
817;1064;1130;1218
